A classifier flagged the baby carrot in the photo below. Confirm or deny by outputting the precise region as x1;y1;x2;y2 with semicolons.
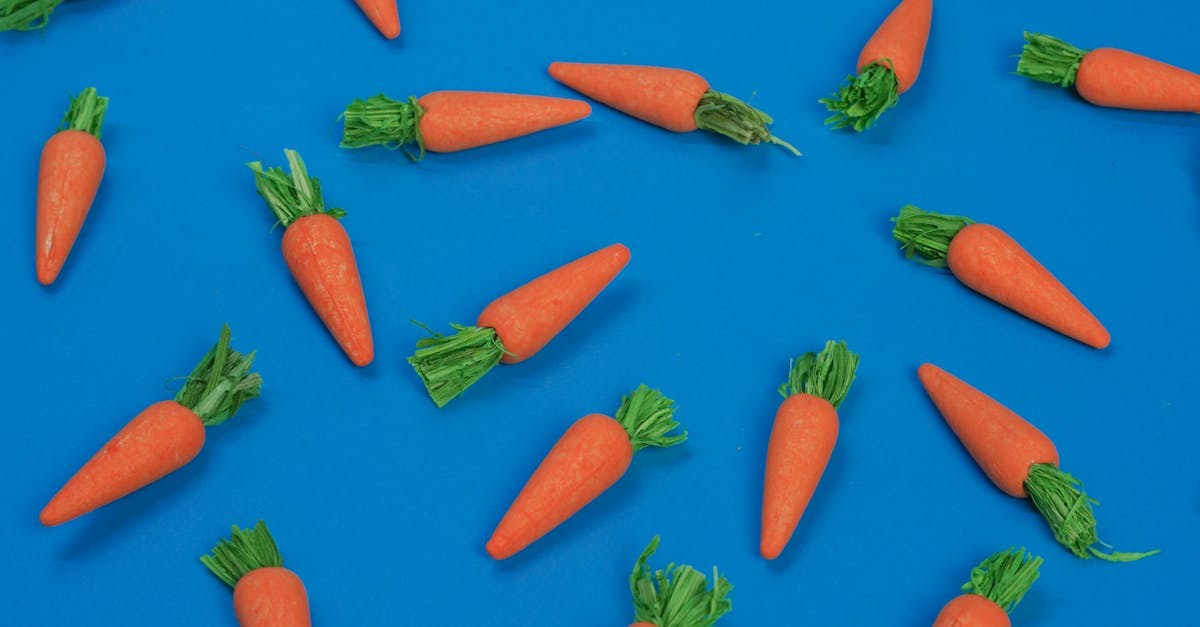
201;521;311;627
628;536;732;627
933;548;1042;627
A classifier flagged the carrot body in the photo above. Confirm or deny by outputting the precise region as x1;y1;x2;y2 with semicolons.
1076;48;1200;111
35;128;105;285
477;242;630;363
946;224;1109;349
933;594;1011;627
760;393;839;560
233;566;311;627
40;400;205;526
353;0;400;39
416;91;591;153
857;0;933;93
547;62;709;132
281;213;374;367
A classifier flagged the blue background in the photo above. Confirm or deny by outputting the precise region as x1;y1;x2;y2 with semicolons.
2;1;1196;625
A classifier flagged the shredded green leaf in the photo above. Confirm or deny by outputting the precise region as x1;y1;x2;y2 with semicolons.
57;87;108;139
1024;464;1159;562
407;322;509;408
248;149;346;228
890;205;974;269
693;90;800;156
630;536;732;627
340;94;426;161
200;521;284;589
1016;32;1089;89
779;340;859;409
820;62;900;132
614;384;686;452
174;324;263;427
961;548;1042;614
0;0;64;32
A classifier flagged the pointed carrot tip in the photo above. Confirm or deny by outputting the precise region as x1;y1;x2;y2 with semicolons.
485;537;513;560
759;543;781;560
917;363;941;385
1087;329;1111;350
39;505;64;527
36;261;61;286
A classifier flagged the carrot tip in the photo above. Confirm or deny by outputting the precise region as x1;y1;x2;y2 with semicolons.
891;205;975;268
1016;32;1088;89
407;322;507;408
630;536;732;625
820;62;900;132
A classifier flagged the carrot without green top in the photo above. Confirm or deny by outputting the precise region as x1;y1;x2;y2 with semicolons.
892;205;1109;349
340;91;590;159
0;0;66;31
353;0;399;39
408;243;629;407
249;149;374;367
821;0;933;131
548;62;799;155
1016;32;1200;112
202;521;311;627
486;385;685;560
918;363;1158;562
40;326;261;526
35;87;108;285
933;548;1042;627
760;340;859;560
628;536;732;627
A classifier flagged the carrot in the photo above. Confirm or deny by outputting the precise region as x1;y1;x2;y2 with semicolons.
821;0;933;131
933;548;1042;627
353;0;400;39
340;91;590;159
201;521;311;627
628;536;732;627
486;385;685;559
1016;32;1200;112
407;243;629;407
760;341;859;560
0;0;66;31
35;87;108;285
40;326;261;526
892;205;1110;349
918;363;1158;561
547;62;800;155
249;149;374;367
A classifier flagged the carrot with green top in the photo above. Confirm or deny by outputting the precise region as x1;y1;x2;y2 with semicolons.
548;62;800;155
1016;32;1200;112
821;0;933;131
35;87;108;285
1;0;67;31
933;548;1042;627
408;243;629;407
353;0;399;39
486;384;685;560
919;363;1158;561
760;341;859;560
249;149;374;367
892;205;1109;349
628;536;732;627
340;91;590;159
40;325;261;526
202;521;311;627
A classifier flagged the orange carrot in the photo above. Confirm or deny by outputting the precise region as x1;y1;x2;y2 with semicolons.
1016;32;1200;112
340;91;590;158
821;0;933;131
35;87;108;285
249;149;374;367
933;548;1042;627
40;326;261;526
408;243;629;407
486;385;685;560
1;0;67;32
628;536;732;627
353;0;399;39
760;341;859;560
201;521;311;627
548;62;799;154
918;363;1158;561
892;205;1110;349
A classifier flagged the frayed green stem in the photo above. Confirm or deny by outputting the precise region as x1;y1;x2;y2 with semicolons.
407;322;508;408
58;87;108;139
340;94;426;161
779;340;859;409
820;62;900;132
630;536;732;627
614;384;686;452
694;90;800;156
175;325;262;427
200;521;284;589
1024;464;1159;562
248;149;345;228
1016;32;1089;88
891;205;974;269
0;0;64;32
961;548;1043;614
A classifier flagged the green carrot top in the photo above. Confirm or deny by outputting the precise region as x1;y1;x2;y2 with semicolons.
693;90;800;156
820;61;900;133
0;0;65;32
175;325;262;427
57;87;108;139
615;384;686;452
779;340;859;409
891;205;975;268
248;149;346;228
407;322;509;408
1016;32;1089;89
630;536;732;627
960;548;1042;615
340;94;427;161
200;521;284;589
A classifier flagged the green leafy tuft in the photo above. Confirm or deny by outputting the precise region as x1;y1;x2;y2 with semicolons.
961;548;1043;615
0;0;65;32
248;149;346;229
614;384;686;452
891;205;974;268
175;325;262;427
58;87;108;139
694;90;800;156
1016;32;1089;88
340;94;426;161
630;536;732;627
407;322;508;408
820;62;900;132
779;340;859;409
1024;463;1159;562
200;521;284;589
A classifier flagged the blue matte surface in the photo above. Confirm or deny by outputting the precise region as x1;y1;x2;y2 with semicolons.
2;1;1197;625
